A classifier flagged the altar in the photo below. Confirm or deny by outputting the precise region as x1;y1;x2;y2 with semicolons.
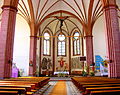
54;71;69;75
54;71;69;77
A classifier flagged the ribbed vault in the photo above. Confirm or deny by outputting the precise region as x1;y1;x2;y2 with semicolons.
18;0;104;36
0;0;119;34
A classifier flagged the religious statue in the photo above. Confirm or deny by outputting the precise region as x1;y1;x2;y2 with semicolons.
42;57;48;69
64;63;68;71
47;58;52;69
42;57;52;70
59;57;65;67
11;63;19;78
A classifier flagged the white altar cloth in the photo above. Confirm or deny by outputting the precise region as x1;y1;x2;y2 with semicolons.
54;71;69;75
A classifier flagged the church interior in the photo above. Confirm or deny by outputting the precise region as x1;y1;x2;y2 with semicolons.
0;0;120;94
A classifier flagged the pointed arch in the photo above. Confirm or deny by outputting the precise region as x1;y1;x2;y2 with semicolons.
42;28;52;56
71;28;81;56
57;32;66;56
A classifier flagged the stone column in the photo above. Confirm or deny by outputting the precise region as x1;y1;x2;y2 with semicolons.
0;4;18;78
39;37;42;75
52;37;55;75
85;35;94;73
103;0;120;78
68;36;71;75
29;36;37;76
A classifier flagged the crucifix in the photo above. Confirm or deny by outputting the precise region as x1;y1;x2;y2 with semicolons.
55;16;68;30
58;57;66;71
58;57;65;67
53;12;69;33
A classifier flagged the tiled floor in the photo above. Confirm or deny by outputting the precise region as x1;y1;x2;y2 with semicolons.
66;81;81;95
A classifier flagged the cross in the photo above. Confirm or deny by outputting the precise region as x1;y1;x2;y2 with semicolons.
58;57;66;67
55;16;68;29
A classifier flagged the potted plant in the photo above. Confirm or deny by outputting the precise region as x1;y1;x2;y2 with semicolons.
82;71;88;76
90;71;95;76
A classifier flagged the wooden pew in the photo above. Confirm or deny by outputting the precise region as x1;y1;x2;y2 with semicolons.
0;81;40;89
0;90;33;95
90;90;120;95
0;77;50;94
4;77;50;88
0;83;35;89
0;91;18;95
0;84;32;92
82;84;120;91
0;87;26;94
84;86;120;95
72;77;120;95
0;82;36;94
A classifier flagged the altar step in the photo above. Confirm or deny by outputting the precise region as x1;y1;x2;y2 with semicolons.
50;77;71;81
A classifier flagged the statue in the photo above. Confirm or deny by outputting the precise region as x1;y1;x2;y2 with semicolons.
11;63;19;78
47;58;52;69
58;57;66;71
59;57;65;67
42;57;48;69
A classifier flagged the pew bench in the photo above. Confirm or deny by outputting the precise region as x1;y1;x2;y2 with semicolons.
84;86;120;95
0;81;39;88
0;87;26;94
0;84;32;92
90;90;120;95
82;84;120;91
0;90;18;95
0;83;35;89
0;77;50;94
72;77;120;95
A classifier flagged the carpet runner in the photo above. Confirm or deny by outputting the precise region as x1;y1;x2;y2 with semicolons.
49;81;67;95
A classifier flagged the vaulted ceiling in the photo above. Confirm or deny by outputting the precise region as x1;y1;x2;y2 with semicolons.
18;0;104;35
0;0;119;35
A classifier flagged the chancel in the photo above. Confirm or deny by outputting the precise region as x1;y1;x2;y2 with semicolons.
0;0;120;94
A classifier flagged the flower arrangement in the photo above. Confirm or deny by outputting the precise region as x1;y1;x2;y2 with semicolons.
102;60;108;67
58;72;65;77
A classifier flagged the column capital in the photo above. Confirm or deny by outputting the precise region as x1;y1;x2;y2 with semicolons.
2;5;18;12
103;4;118;10
84;35;93;38
30;35;37;38
30;36;40;40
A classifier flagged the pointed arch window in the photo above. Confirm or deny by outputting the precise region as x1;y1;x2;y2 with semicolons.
73;32;80;55
43;32;50;55
58;34;66;56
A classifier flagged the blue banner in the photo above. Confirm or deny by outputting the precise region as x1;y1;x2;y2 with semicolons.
95;55;104;70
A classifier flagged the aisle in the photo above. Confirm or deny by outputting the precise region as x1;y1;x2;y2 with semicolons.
43;80;81;95
49;81;67;95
